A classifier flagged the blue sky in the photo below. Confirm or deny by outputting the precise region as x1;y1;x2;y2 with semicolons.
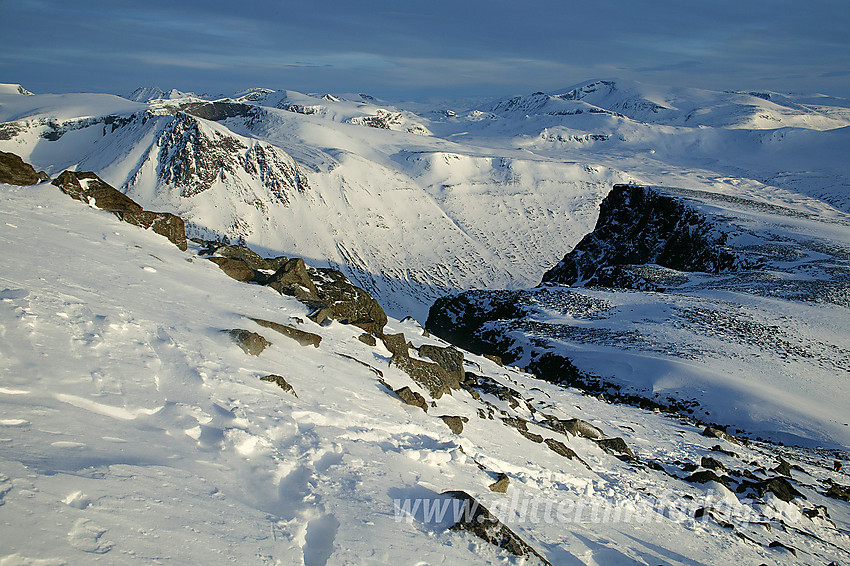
2;0;848;100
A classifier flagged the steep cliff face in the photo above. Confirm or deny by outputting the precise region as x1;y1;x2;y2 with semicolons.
542;184;744;288
146;112;309;202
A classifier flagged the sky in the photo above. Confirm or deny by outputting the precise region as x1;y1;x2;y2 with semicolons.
1;0;848;101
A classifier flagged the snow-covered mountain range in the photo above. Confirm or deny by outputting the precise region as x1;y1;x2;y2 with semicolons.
1;78;849;564
3;78;847;318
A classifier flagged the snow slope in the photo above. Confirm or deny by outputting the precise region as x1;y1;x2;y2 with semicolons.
2;180;849;565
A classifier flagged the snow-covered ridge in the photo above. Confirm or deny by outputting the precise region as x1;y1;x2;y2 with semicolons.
1;78;849;319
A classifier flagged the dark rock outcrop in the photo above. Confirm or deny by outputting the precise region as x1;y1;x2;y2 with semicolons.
250;317;321;348
544;438;581;462
701;456;725;472
440;415;467;435
208;256;256;282
52;171;188;250
260;374;296;396
357;333;377;346
0;151;44;185
442;490;552;565
267;258;319;299
53;171;142;212
825;479;850;502
543;417;604;440
419;345;465;385
391;355;454;399
309;268;388;335
488;473;510;493
394;386;428;412
542;184;743;288
503;417;544;443
381;333;410;357
226;329;271;356
595;437;634;459
685;470;732;491
115;210;187;251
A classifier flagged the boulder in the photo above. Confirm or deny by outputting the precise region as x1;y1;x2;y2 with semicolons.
260;374;296;396
267;257;319;299
250;317;321;348
381;333;410;357
825;479;850;502
225;329;271;356
358;333;377;346
391;354;454;399
52;171;188;250
702;426;740;445
502;417;544;443
394;386;428;412
701;456;725;472
0;151;42;185
442;490;552;565
686;470;732;491
208;256;256;282
595;437;634;459
418;344;465;387
440;415;466;435
488;473;510;493
52;171;142;212
544;438;578;460
544;417;604;440
310;268;388;335
771;457;792;477
115;210;188;251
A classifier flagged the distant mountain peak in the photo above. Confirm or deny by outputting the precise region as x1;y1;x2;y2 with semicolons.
0;83;34;96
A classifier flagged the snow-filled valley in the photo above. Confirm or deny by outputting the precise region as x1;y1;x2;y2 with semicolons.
1;78;849;564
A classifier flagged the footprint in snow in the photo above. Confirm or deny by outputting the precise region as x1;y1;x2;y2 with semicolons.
67;518;112;554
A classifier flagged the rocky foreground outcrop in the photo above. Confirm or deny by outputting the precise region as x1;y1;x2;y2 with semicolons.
0;151;48;185
52;170;187;251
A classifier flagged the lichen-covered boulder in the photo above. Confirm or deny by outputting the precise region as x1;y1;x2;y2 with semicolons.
115;210;188;251
419;344;465;387
53;170;142;212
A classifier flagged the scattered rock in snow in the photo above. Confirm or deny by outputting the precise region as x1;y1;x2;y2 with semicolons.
502;417;544;443
53;170;142;212
443;490;552;565
267;257;319;300
250;317;321;348
738;477;803;503
824;479;850;502
701;456;726;472
772;457;793;477
0;151;45;185
208;256;256;282
439;415;467;434
394;386;428;412
488;473;510;493
543;438;591;469
260;374;296;396
595;437;634;459
685;470;732;491
52;170;188;250
418;344;465;386
703;426;741;445
483;353;503;366
768;540;797;557
225;328;271;356
381;333;410;357
115;210;187;251
391;354;455;399
543;417;604;440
